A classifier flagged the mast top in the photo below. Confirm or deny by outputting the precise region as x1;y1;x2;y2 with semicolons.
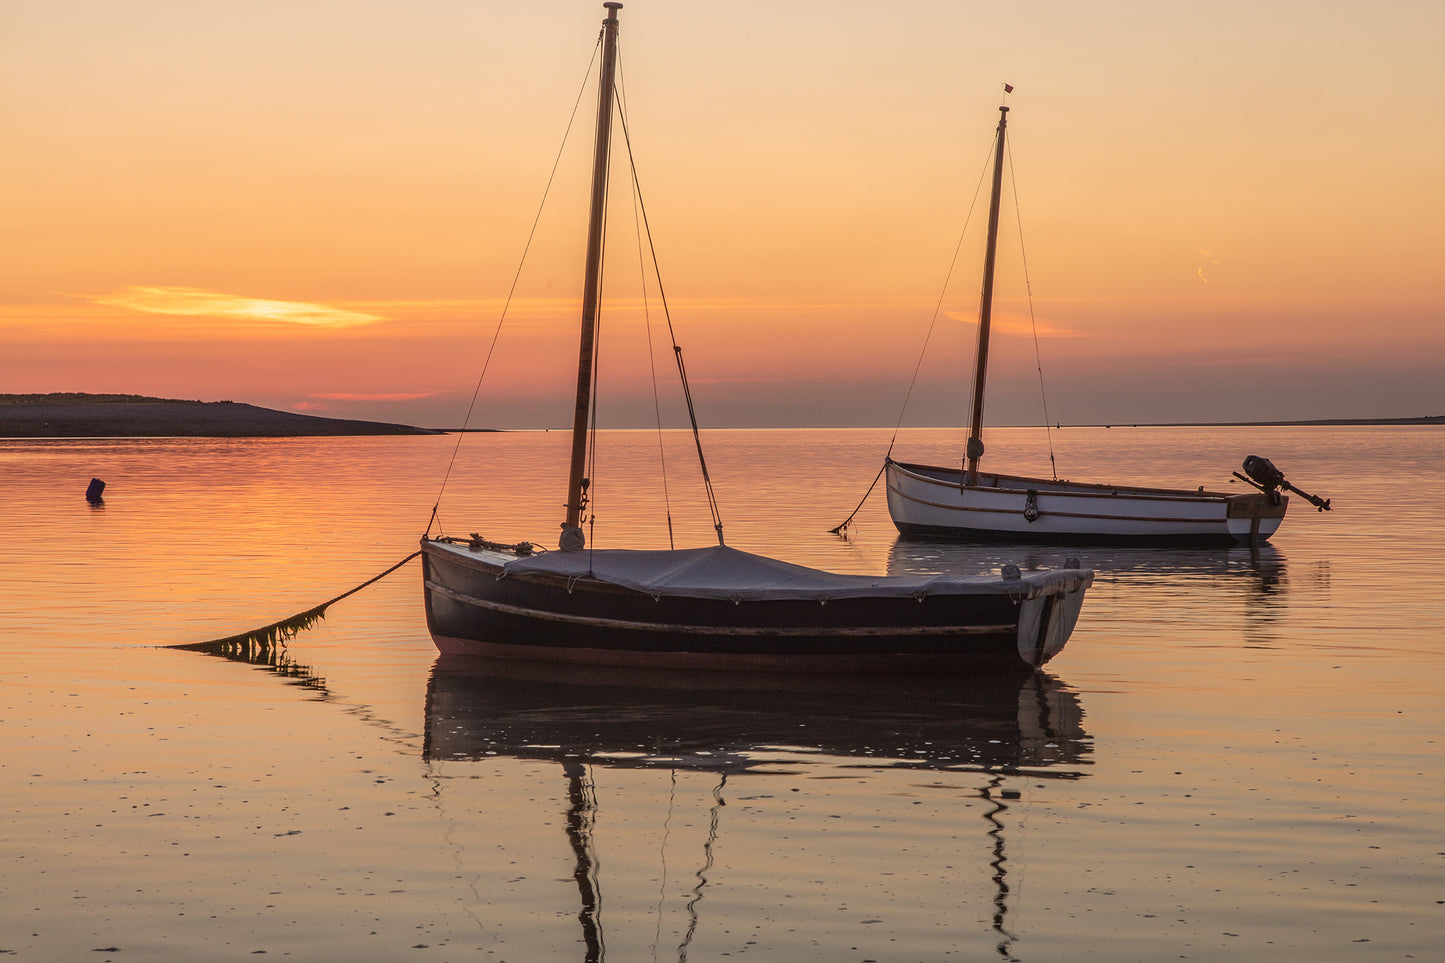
604;2;622;11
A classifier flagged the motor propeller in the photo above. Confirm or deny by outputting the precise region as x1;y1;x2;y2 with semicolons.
1236;455;1332;512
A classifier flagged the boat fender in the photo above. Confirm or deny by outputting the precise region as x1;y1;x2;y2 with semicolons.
1024;490;1040;522
1064;557;1081;569
1001;563;1021;581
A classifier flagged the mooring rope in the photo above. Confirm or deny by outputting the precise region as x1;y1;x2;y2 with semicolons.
427;39;602;539
828;135;996;537
828;459;889;535
167;551;422;653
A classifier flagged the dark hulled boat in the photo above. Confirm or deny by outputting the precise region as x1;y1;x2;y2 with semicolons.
420;3;1092;672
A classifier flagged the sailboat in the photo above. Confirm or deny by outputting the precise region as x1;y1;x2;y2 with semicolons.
885;103;1330;545
419;4;1092;672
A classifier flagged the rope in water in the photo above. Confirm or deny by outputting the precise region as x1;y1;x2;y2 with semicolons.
168;551;422;653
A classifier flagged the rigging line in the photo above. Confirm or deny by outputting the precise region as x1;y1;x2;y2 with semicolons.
893;134;999;448
1006;139;1058;480
828;133;996;536
426;37;603;538
617;56;677;550
614;91;726;546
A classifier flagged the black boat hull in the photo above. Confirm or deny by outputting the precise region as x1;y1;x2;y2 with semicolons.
421;540;1091;671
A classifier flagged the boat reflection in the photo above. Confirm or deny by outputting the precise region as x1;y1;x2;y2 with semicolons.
172;639;1092;961
887;535;1286;590
425;656;1090;962
423;655;1090;776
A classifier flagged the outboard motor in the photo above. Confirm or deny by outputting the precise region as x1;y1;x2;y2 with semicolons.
1237;455;1332;512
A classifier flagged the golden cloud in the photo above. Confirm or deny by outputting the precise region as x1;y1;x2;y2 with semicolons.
308;392;437;402
93;286;384;327
942;311;1084;337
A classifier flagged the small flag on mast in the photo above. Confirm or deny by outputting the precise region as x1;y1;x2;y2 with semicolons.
1003;83;1014;93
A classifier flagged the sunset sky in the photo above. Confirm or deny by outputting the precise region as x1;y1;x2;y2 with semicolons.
4;0;1443;429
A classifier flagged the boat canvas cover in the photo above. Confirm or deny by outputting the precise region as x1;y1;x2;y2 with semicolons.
498;544;1088;602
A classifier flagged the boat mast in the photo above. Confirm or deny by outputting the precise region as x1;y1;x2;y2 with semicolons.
562;2;623;552
964;104;1008;485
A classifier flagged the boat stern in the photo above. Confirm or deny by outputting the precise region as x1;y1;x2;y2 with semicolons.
1224;491;1288;544
1015;570;1093;667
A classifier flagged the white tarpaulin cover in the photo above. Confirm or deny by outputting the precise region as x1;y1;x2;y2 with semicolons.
498;544;1090;602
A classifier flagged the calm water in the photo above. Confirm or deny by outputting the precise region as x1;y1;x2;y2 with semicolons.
2;426;1441;961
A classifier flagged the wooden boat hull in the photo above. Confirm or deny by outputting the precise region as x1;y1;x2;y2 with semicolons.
421;539;1092;671
886;459;1287;545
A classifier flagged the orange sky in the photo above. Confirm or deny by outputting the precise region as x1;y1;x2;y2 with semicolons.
3;1;1443;428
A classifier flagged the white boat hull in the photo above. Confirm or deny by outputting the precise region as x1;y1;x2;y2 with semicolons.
886;459;1287;545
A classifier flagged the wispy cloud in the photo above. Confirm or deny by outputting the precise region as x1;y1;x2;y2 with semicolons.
92;286;384;327
943;311;1084;337
293;392;436;413
1197;249;1219;283
308;392;437;402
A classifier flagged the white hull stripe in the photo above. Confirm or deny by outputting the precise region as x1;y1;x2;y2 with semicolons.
889;481;1229;526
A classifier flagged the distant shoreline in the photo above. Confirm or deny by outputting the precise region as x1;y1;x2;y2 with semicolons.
2;393;1440;437
1080;416;1445;428
0;393;445;438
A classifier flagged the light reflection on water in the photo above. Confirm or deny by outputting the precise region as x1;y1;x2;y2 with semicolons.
2;426;1443;960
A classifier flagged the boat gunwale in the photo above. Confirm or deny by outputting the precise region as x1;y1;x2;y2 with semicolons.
888;458;1258;503
421;537;1092;600
887;478;1238;527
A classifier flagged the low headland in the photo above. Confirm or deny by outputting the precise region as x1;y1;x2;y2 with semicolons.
2;393;1439;438
0;393;445;438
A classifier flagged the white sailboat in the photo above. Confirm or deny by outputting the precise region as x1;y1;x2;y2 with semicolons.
419;4;1093;672
885;103;1330;545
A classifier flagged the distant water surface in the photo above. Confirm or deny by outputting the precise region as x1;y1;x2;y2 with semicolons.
1;426;1441;961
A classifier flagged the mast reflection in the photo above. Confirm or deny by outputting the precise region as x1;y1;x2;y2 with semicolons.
424;656;1091;961
170;641;1092;961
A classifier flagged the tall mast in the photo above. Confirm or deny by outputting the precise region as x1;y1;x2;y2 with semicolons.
562;2;623;551
964;104;1008;484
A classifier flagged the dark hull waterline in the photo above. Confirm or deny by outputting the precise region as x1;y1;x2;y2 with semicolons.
422;539;1091;671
